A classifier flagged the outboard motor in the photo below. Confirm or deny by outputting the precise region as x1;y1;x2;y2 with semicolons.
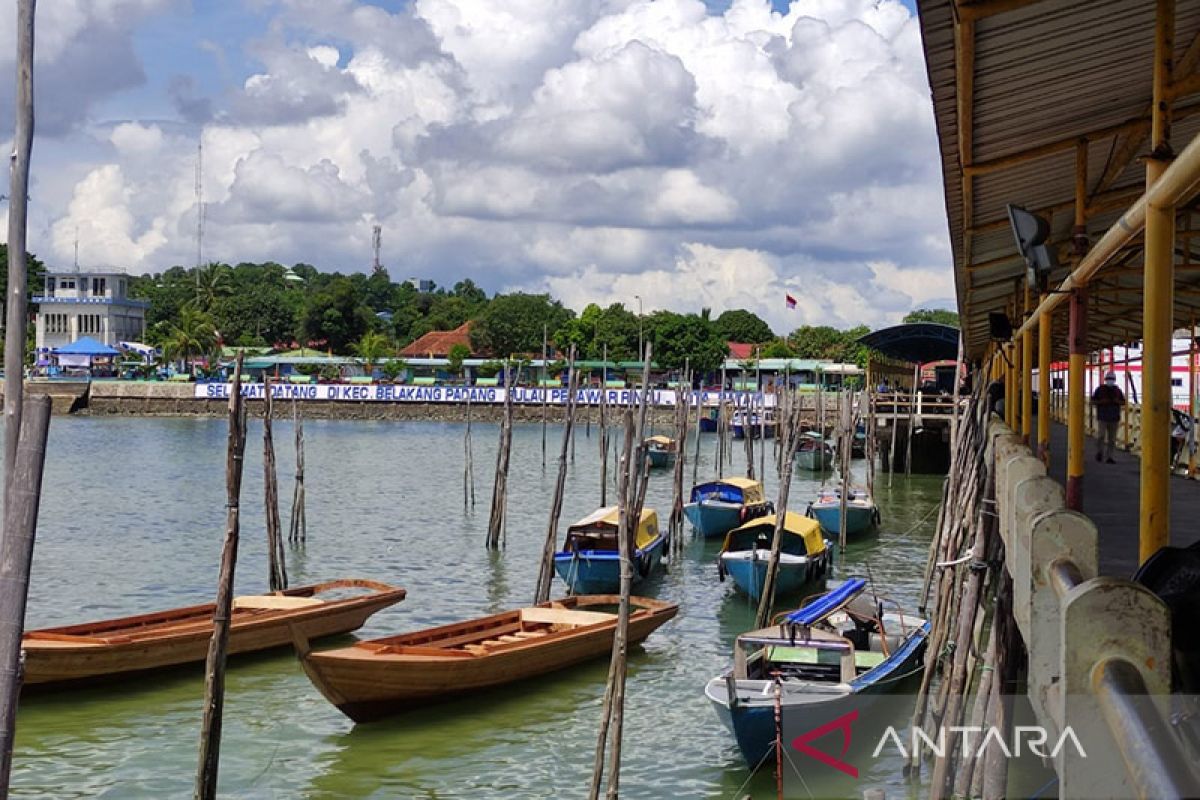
1133;540;1200;693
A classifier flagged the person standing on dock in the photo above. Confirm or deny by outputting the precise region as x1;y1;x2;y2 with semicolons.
1091;371;1125;464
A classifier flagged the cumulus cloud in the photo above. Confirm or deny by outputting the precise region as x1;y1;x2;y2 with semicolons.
29;0;951;329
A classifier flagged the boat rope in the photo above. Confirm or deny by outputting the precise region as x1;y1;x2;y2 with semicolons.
935;553;975;569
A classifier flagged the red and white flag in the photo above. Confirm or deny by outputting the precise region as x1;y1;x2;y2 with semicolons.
785;293;797;309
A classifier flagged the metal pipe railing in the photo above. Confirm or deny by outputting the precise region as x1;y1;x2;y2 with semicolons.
1093;657;1200;798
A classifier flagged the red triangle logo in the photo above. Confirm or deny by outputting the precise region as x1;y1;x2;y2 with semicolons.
790;709;859;778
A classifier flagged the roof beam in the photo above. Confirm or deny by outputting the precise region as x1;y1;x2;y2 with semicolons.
966;187;1144;235
955;0;1049;22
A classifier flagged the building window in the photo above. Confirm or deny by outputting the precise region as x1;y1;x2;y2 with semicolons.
92;278;106;297
117;279;125;298
1052;377;1064;390
1172;377;1184;387
59;279;75;290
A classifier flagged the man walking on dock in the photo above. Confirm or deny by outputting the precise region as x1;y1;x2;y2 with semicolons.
1091;371;1125;464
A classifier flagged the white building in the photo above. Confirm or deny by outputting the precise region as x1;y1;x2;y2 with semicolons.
33;270;148;352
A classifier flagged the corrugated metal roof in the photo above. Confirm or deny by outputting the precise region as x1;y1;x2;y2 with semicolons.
918;0;1200;358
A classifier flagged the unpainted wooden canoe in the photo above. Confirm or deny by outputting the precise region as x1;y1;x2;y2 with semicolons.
23;579;406;686
294;594;678;722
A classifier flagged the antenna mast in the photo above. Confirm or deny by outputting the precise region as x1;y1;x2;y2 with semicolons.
372;224;383;274
195;140;205;270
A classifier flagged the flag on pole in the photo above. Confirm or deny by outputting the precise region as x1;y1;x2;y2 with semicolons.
785;293;797;309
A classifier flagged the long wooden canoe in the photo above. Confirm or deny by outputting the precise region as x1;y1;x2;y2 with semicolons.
294;594;678;722
23;579;406;687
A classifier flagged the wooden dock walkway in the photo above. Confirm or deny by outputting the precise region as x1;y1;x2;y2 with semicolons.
1046;421;1200;577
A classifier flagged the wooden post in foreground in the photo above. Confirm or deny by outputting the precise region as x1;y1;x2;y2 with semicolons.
195;357;248;800
0;2;39;791
0;396;50;794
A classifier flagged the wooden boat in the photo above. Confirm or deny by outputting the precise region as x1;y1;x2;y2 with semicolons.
807;484;880;537
706;578;930;767
23;579;406;687
295;594;679;722
717;512;829;601
683;477;772;538
554;507;666;594
645;435;678;469
698;407;720;433
731;409;776;440
794;432;834;471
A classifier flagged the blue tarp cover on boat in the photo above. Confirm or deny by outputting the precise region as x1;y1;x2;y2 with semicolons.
53;336;121;356
784;578;867;625
690;482;744;504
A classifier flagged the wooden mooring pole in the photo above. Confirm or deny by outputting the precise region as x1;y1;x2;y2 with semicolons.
195;356;248;800
0;4;41;790
590;345;652;800
288;401;306;543
486;360;514;549
535;350;578;604
262;379;287;591
755;390;804;628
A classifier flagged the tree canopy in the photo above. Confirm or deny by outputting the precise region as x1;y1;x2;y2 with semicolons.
646;310;728;373
469;292;574;357
903;308;960;327
714;308;775;344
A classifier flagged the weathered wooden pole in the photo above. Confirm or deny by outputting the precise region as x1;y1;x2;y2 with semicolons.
838;391;851;553
464;388;476;508
262;378;287;591
287;401;306;543
692;377;702;485
600;345;609;506
541;324;548;467
195;356;248;800
669;374;690;552
535;350;578;604
755;391;803;628
0;395;50;794
3;0;35;498
486;361;514;549
0;5;40;790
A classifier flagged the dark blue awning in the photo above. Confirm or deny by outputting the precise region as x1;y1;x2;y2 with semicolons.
858;323;959;364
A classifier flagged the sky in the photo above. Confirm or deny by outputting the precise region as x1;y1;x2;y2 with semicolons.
0;0;950;334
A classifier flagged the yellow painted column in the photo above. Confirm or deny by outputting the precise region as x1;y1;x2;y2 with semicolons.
1190;325;1197;478
1038;299;1051;462
1067;289;1087;511
1005;343;1016;430
1140;0;1175;563
1022;289;1034;444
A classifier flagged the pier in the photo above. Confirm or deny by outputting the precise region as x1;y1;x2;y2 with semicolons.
918;0;1200;795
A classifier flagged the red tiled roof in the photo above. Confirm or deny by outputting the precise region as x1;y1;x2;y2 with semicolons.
400;322;474;358
727;342;756;360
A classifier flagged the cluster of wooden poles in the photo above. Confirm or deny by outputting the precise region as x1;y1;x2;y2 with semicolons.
906;358;1020;799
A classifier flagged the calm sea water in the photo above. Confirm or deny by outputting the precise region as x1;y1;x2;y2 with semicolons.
10;415;946;798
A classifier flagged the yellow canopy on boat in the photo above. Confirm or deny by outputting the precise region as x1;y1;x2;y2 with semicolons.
722;511;825;556
709;476;765;505
569;506;660;549
645;435;675;447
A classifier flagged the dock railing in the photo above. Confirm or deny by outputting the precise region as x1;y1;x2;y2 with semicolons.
988;416;1199;797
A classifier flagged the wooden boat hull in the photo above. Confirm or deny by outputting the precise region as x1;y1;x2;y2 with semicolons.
553;536;666;594
719;550;829;602
707;621;930;767
298;595;679;722
808;502;878;537
23;580;406;687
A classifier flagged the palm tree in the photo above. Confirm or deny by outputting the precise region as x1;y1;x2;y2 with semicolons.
162;308;219;374
351;331;394;376
192;262;232;312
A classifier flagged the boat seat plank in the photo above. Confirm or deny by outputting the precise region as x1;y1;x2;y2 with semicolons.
519;608;614;627
513;631;548;638
372;645;475;658
233;595;324;611
497;635;524;643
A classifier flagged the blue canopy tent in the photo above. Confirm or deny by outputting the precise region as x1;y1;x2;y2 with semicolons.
53;337;121;375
